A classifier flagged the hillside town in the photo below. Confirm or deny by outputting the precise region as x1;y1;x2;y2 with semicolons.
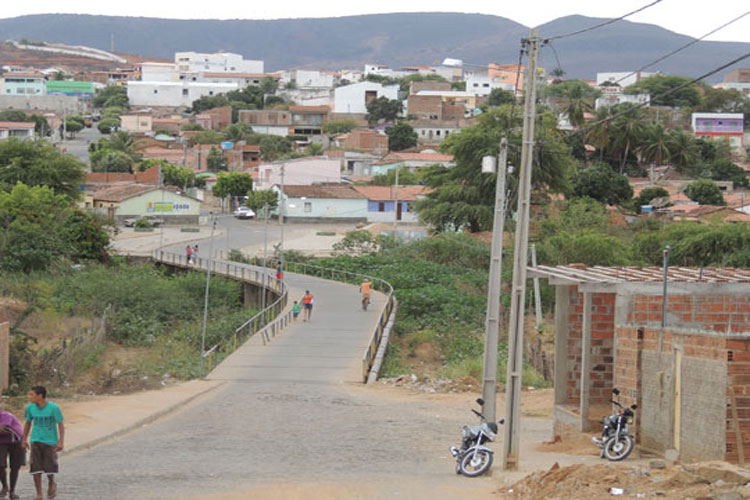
1;15;750;499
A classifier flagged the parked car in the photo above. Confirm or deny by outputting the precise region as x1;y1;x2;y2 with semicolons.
233;206;256;219
123;215;164;227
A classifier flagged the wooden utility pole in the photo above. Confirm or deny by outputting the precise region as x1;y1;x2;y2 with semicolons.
481;138;509;422
503;28;540;471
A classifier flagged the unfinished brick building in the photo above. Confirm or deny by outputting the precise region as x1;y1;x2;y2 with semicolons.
530;265;750;464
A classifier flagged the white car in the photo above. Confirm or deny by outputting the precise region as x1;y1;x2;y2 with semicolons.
233;206;256;219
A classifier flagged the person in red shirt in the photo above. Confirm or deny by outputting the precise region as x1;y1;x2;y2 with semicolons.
302;290;314;322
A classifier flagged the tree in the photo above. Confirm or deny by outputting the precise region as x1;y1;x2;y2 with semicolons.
244;189;278;213
97;117;120;134
61;210;110;262
609;104;647;173
191;95;230;113
189;130;223;145
212;172;253;199
487;88;515;107
0;139;86;199
90;150;134;173
161;164;197;190
633;186;669;208
639;124;671;166
332;229;380;255
221;123;254;142
366;97;402;125
206;147;228;171
694;88;750;126
707;159;749;188
624;75;702;108
386;122;418;151
322;120;357;140
258;135;292;161
572;164;633;206
667;128;700;172
181;123;204;132
684;179;725;205
417;105;574;231
369;166;421;186
94;86;128;109
0;110;48;136
305;143;324;156
260;76;279;94
543;79;602;99
64;117;84;136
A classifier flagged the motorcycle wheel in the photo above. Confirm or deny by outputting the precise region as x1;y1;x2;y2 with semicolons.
459;449;493;477
603;435;634;461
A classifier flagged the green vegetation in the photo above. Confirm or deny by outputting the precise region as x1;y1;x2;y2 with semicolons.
212;171;253;200
244;189;278;214
0;263;255;390
366;97;403;125
386;122;418;151
683;179;725;205
624;74;702;107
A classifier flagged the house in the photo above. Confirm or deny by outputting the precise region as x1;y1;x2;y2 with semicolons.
410;81;452;93
152;117;190;134
254;157;341;191
530;264;750;464
46;80;95;97
487;63;526;91
120;113;154;134
0;121;35;140
84;164;161;189
333;128;388;154
691;113;744;153
282;70;335;89
90;184;200;223
412;120;461;144
127;81;239;107
352;185;429;223
407;94;465;121
595;91;650;110
222;144;261;171
198;106;232;131
175;52;263;75
238;106;329;138
413;90;480;116
326;150;382;177
198;73;272;87
464;73;515;96
139;62;179;82
596;71;656;88
2;73;47;96
717;68;750;94
277;184;367;222
366;151;455;177
334;82;399;115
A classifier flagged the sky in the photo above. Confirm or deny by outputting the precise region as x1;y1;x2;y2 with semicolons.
1;1;749;43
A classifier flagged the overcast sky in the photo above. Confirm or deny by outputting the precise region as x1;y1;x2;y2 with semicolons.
1;1;749;42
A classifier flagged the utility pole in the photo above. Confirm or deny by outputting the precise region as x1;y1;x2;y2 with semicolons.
262;204;269;323
200;213;217;374
279;163;285;266
392;167;400;235
481;137;509;422
503;28;540;471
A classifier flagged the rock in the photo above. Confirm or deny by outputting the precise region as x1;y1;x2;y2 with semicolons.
110;368;122;379
410;374;417;383
685;462;750;485
711;492;743;500
650;460;667;470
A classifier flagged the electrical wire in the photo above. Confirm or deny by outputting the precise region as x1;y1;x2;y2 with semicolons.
545;0;665;41
610;10;750;87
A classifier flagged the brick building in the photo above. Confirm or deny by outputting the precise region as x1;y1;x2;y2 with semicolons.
531;265;750;464
407;94;464;121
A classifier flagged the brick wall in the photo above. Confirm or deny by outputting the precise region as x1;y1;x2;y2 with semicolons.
565;287;615;406
726;338;750;464
626;294;750;333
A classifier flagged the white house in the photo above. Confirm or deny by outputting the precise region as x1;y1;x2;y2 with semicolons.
276;184;368;222
334;81;399;114
412;120;461;144
352;185;428;223
465;74;514;96
140;62;178;82
283;70;335;89
254;157;342;191
198;72;271;87
0;121;35;140
127;81;239;107
596;71;656;89
595;92;651;110
175;52;263;75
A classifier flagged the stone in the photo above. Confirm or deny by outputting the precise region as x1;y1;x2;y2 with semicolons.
685;462;750;485
650;460;667;470
110;368;122;379
664;449;679;463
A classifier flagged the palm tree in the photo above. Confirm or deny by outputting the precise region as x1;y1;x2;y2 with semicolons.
639;124;671;166
667;128;701;172
586;107;614;162
560;84;594;129
610;104;646;174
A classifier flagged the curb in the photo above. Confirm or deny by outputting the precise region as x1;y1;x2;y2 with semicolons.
63;380;225;456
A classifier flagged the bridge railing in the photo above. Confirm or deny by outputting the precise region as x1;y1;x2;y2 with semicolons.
152;249;290;371
216;250;396;383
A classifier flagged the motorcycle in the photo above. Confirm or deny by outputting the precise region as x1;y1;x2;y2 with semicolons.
450;398;504;477
593;388;637;461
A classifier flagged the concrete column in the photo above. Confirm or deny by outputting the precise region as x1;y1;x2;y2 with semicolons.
554;285;570;406
580;291;593;431
243;283;258;308
0;323;8;392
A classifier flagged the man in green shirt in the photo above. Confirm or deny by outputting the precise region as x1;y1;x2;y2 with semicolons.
22;386;64;500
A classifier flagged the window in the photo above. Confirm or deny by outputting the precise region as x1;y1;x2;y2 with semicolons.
483;83;489;87
304;202;312;213
209;91;214;96
473;83;479;87
182;89;188;96
436;130;441;136
378;202;385;212
154;89;158;94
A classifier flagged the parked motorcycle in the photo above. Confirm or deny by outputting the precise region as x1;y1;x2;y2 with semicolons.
450;398;504;477
593;388;637;461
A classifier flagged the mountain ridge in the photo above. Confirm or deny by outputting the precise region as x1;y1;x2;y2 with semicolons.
0;13;747;81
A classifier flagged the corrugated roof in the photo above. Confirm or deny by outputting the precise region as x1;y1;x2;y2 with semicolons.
46;80;94;93
0;121;35;129
283;185;365;199
531;265;750;284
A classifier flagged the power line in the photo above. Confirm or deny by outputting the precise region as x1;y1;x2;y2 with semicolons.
611;10;750;87
545;0;664;41
545;41;565;76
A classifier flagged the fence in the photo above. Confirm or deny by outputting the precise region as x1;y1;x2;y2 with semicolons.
152;250;290;372
216;250;396;383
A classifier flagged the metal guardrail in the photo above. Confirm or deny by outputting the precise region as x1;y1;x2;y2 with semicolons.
215;250;396;383
152;250;290;370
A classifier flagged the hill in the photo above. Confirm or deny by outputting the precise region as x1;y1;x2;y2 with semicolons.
0;13;747;80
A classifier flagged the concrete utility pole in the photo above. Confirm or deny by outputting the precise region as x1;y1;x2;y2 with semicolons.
481;137;509;422
279;163;286;266
392;167;400;235
262;204;269;323
503;28;540;471
200;213;217;374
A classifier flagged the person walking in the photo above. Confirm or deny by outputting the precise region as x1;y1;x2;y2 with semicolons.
0;407;24;499
292;300;301;321
302;290;314;322
360;279;372;311
193;245;199;265
186;244;193;265
276;261;283;281
22;386;64;500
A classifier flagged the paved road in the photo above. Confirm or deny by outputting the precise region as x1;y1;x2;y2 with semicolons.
59;264;482;499
58;126;101;166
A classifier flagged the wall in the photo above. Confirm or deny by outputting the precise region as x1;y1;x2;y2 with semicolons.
565;287;616;406
127;82;238;107
0;95;83;114
284;197;367;221
334;82;399;114
117;189;200;218
254;158;341;190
